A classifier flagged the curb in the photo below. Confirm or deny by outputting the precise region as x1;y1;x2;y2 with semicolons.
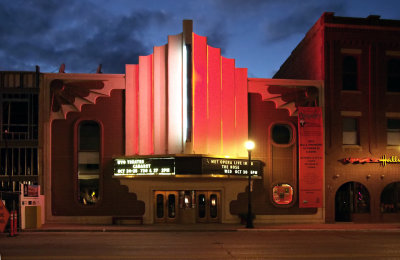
18;227;400;233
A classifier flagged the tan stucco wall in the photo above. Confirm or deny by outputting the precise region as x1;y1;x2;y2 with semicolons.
118;176;249;224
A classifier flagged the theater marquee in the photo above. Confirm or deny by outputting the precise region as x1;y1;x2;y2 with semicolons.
114;158;175;176
202;158;261;176
113;156;263;177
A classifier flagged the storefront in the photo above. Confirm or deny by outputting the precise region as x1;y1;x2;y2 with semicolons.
113;156;263;224
328;155;400;223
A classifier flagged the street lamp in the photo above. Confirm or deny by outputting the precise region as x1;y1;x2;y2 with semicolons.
245;140;255;228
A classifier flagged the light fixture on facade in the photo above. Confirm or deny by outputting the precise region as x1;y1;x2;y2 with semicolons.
245;140;255;228
245;141;255;151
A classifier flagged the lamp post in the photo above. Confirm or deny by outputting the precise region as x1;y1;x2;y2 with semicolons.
245;140;255;228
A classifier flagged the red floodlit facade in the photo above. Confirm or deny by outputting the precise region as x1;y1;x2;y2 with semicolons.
8;13;400;226
275;12;400;223
37;20;324;225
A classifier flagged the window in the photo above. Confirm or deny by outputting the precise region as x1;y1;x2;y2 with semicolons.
335;182;370;222
387;119;400;146
198;194;206;218
381;182;400;213
271;124;292;145
210;194;218;218
179;190;194;209
1;92;39;193
343;118;359;145
167;194;176;218
1;93;38;140
272;184;294;205
78;121;100;205
387;58;400;92
156;194;164;218
342;56;358;90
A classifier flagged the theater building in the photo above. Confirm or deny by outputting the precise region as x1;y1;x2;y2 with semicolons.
274;13;400;222
41;21;324;225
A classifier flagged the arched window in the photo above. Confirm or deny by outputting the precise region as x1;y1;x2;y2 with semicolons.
342;56;358;90
380;182;400;213
335;182;370;222
387;58;400;92
78;121;100;205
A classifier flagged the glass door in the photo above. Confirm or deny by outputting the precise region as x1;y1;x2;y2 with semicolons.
196;191;220;223
154;191;179;223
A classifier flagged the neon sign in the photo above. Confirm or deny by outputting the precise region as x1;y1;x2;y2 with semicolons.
342;155;400;167
380;155;400;166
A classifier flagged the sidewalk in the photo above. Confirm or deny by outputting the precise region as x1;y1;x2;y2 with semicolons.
21;222;400;232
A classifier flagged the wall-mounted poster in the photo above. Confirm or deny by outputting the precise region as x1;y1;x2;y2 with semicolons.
23;184;39;197
298;107;323;208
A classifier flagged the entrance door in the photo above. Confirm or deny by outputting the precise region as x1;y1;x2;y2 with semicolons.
154;191;179;223
196;191;220;223
335;183;351;222
335;182;370;222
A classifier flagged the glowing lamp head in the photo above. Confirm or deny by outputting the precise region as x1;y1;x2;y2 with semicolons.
245;140;255;151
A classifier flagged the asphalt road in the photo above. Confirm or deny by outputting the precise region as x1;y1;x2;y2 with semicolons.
1;230;400;259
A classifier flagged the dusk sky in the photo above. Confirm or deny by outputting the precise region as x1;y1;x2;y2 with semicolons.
1;0;400;78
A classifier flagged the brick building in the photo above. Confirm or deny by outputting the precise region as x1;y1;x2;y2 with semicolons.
275;12;400;222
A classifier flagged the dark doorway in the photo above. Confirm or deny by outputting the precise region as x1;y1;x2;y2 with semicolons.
335;182;370;222
196;191;220;223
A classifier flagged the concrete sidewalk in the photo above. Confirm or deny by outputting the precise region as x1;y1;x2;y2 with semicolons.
21;222;400;232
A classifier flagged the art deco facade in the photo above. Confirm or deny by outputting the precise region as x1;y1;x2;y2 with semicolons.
40;21;322;225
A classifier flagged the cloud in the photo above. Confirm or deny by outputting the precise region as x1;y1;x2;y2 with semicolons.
203;21;230;54
264;1;347;42
214;0;295;13
0;0;170;73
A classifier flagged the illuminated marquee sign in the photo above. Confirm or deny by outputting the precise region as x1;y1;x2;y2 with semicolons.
202;158;261;176
114;156;263;176
342;155;400;167
114;158;175;176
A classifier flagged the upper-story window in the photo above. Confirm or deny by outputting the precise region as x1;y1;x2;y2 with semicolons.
387;58;400;92
387;119;400;146
343;117;359;145
1;93;38;140
342;56;358;91
78;121;100;205
271;124;292;145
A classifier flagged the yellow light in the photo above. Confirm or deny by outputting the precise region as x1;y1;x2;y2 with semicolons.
211;198;216;206
245;140;255;151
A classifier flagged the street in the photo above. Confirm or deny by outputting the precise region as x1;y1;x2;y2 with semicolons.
1;230;400;259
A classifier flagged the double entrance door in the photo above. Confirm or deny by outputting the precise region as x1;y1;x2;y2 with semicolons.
154;191;178;223
154;190;220;223
196;191;220;223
